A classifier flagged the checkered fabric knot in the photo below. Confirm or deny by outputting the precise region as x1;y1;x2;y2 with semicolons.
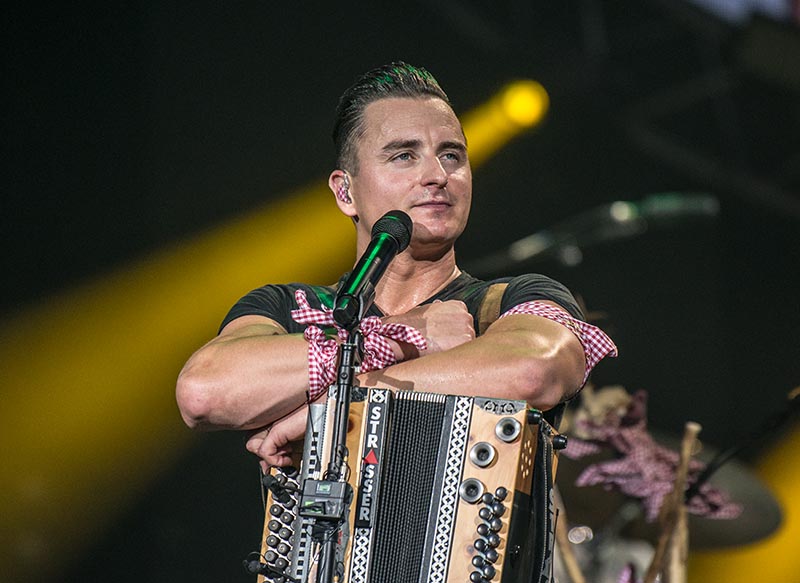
290;290;427;400
563;390;743;522
500;300;618;384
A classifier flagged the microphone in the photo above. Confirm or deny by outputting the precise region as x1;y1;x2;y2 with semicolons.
333;210;413;329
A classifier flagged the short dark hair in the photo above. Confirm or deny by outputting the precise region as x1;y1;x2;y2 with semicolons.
332;61;452;173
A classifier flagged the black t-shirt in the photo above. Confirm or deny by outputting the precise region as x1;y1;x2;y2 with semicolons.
220;272;583;334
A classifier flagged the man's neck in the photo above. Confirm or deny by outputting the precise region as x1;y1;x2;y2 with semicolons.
371;249;461;315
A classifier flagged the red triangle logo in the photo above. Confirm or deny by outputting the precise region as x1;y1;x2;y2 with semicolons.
364;449;379;465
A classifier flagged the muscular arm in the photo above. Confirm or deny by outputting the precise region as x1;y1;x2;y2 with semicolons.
241;300;585;466
176;315;312;431
177;298;584;468
360;303;585;411
176;297;477;432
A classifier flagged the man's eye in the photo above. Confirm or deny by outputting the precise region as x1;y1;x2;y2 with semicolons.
393;152;413;161
441;152;461;162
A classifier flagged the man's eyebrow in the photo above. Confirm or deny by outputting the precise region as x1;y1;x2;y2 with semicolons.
381;139;422;153
380;139;467;154
438;140;467;153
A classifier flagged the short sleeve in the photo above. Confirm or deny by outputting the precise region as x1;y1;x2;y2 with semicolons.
500;274;584;320
218;284;332;334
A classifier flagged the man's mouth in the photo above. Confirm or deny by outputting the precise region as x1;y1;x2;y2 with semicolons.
413;200;452;209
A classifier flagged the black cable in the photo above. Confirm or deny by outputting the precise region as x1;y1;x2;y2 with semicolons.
685;387;800;502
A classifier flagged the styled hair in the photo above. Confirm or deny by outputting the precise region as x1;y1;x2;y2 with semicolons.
332;61;452;173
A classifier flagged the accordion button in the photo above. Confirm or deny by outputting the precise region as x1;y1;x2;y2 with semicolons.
477;523;490;537
553;434;568;450
460;478;486;504
266;535;280;547
281;511;294;524
277;542;290;555
275;558;289;570
265;550;278;563
481;492;495;505
469;571;485;583
268;520;281;533
472;555;485;568
494;487;508;501
474;538;487;552
469;442;497;468
495;417;522;442
527;409;543;425
487;533;501;547
485;548;499;563
270;504;284;517
482;563;497;579
279;527;293;540
489;517;503;532
479;507;493;521
492;502;506;516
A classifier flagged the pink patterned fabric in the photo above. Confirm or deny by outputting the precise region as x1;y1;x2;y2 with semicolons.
500;300;618;383
617;564;641;583
290;290;427;399
563;390;742;522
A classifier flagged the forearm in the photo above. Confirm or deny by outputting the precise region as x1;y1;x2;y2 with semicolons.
357;313;585;411
176;320;312;431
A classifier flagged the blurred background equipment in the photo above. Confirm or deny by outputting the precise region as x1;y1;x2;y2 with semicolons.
466;192;720;273
3;1;799;582
553;384;798;582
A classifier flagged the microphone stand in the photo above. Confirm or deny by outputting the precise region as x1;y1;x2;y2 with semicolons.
301;298;367;583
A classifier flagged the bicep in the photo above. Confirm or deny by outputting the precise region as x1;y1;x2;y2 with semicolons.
484;311;585;391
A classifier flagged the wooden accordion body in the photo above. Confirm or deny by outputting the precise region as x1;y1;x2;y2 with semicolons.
256;388;560;583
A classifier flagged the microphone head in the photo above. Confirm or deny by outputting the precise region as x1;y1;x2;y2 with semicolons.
371;210;413;252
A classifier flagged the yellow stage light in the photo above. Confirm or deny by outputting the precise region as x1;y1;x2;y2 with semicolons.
461;79;550;167
500;80;549;127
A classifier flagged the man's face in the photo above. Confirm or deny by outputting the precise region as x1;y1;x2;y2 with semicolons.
347;97;472;255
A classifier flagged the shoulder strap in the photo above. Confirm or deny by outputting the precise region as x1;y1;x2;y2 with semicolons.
477;283;508;336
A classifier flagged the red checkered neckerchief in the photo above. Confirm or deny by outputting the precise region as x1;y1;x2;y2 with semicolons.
290;289;427;400
562;390;742;522
500;300;618;384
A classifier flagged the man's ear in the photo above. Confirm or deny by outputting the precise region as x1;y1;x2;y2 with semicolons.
329;169;358;219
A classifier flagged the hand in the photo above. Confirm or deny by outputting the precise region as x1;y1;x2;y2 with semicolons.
246;404;309;469
383;300;475;360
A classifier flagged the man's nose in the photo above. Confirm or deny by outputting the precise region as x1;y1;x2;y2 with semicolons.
420;156;448;187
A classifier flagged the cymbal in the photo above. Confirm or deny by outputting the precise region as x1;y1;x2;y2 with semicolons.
556;433;782;549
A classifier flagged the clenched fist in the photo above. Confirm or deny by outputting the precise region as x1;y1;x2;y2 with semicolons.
382;300;475;361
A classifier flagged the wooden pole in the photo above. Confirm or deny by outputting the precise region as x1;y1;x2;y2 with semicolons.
643;421;701;583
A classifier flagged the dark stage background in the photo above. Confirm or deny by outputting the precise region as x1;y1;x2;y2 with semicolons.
4;2;799;582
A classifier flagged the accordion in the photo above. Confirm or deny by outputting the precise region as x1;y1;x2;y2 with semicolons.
250;388;563;583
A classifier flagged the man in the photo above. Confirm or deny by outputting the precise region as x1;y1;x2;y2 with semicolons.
176;62;615;469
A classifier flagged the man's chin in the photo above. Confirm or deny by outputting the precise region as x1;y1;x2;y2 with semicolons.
407;231;462;260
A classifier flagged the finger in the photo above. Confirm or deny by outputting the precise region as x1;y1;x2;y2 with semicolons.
257;436;293;463
245;434;265;454
264;446;294;467
245;427;270;452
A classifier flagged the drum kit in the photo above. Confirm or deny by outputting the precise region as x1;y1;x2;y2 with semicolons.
551;384;792;583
